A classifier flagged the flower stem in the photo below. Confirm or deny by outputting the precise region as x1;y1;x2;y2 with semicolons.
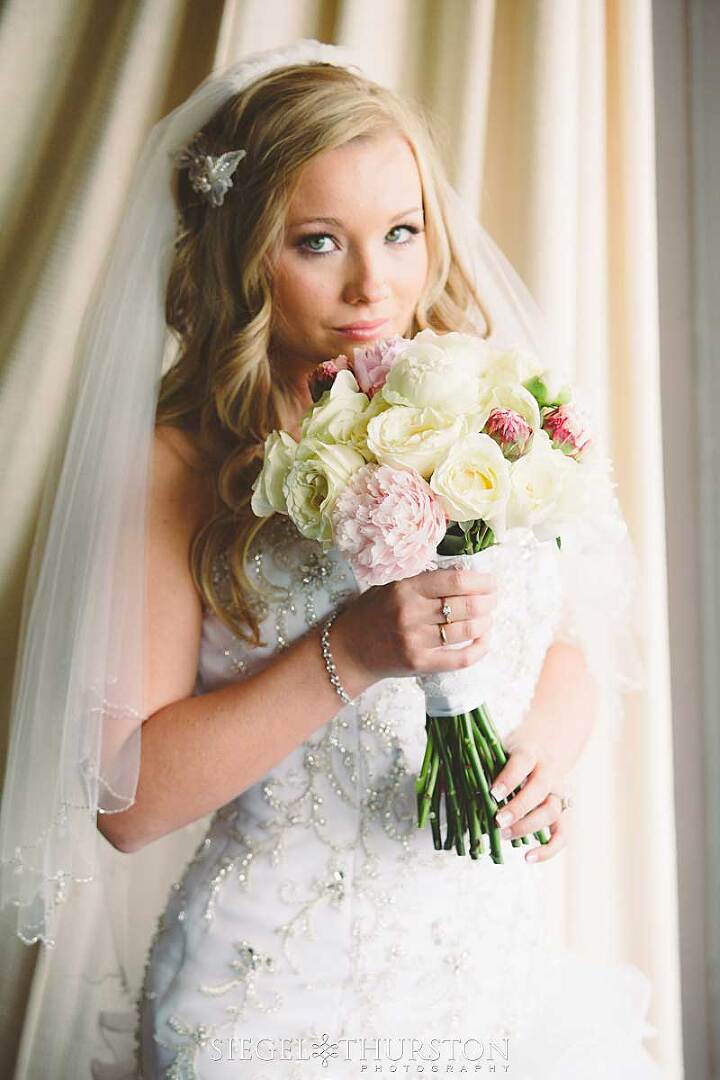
430;716;465;856
459;713;503;863
430;775;443;849
416;735;440;830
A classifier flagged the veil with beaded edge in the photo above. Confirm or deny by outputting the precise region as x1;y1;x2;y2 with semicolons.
0;36;643;971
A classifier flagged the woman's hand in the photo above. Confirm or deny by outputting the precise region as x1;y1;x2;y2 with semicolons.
488;641;596;863
489;733;571;863
331;566;498;684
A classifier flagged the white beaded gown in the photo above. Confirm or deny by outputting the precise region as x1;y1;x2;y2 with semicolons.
92;513;662;1079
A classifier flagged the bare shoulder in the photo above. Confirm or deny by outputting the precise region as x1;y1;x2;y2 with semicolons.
143;426;217;719
154;423;213;475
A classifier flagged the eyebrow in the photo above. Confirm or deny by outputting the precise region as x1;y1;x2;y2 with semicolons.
288;206;424;228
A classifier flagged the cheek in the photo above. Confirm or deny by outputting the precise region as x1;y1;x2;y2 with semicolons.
398;247;429;301
274;261;333;326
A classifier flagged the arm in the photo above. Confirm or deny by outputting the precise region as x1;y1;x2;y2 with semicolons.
504;640;596;776
486;640;596;863
97;429;373;855
100;615;372;854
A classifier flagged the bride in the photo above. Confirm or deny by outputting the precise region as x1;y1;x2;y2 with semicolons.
0;40;661;1079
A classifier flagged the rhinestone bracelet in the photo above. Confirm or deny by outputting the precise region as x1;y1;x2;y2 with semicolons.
320;611;352;705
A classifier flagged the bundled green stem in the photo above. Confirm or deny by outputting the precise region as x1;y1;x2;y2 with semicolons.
415;519;552;860
415;702;551;861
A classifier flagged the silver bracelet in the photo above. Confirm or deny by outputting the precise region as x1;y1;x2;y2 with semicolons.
320;611;352;705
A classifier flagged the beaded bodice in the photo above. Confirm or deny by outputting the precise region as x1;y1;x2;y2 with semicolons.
136;513;564;1079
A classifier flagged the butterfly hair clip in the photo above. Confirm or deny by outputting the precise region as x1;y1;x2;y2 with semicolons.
170;136;247;208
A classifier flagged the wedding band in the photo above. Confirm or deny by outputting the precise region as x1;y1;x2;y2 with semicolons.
438;624;448;645
552;792;573;813
440;598;453;624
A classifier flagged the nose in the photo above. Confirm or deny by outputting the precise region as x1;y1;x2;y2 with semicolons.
342;249;391;306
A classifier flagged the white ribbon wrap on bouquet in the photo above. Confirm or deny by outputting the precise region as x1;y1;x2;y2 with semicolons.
417;528;564;717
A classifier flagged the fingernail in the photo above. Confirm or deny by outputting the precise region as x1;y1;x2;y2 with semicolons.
526;852;538;863
491;784;506;800
500;827;512;839
496;810;512;827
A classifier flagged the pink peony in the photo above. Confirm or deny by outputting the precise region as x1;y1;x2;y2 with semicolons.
308;355;350;402
542;404;592;460
351;335;409;398
483;407;533;461
331;462;448;587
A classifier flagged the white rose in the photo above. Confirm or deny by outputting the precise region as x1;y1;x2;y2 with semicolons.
381;329;487;415
283;438;366;542
348;391;394;462
366;405;467;479
300;369;369;450
250;430;298;517
523;366;573;408
477;345;545;389
429;431;511;527
506;429;582;535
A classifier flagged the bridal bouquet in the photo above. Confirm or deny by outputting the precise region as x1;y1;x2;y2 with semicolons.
251;329;608;861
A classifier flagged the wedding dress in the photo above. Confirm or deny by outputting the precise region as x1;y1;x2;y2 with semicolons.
91;512;662;1079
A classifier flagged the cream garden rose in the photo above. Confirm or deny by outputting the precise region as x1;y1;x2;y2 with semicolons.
506;429;581;536
366;405;467;479
283;438;366;542
429;430;511;528
250;430;298;517
381;329;489;415
348;391;394;462
477;345;546;389
300;369;370;453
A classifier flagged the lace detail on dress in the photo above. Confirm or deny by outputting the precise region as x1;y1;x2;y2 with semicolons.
100;512;662;1080
131;514;559;1076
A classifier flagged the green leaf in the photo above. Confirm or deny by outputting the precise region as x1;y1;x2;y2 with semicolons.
437;535;467;555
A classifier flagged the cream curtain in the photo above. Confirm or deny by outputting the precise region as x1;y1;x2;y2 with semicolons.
0;1;682;1076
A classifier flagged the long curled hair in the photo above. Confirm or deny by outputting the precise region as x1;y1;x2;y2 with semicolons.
156;61;492;647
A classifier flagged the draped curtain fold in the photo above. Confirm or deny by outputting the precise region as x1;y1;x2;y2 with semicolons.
0;1;682;1076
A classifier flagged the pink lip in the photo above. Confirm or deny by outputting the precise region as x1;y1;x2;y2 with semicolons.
333;318;389;339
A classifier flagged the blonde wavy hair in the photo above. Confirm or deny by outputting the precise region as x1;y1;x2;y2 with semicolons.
156;60;492;648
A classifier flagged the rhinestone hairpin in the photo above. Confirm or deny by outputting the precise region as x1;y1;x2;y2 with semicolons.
170;137;247;208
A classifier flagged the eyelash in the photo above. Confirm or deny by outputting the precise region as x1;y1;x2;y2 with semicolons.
296;223;423;256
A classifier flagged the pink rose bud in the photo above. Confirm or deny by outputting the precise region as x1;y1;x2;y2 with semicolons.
542;404;592;459
307;355;350;402
352;335;409;398
483;408;533;461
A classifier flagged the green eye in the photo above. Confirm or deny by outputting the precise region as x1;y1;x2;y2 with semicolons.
303;235;333;253
388;224;422;244
297;233;334;253
297;222;422;256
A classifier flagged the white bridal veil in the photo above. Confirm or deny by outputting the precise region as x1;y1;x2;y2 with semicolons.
0;37;643;1076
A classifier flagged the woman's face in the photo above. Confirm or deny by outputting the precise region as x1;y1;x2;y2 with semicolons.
271;130;428;401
